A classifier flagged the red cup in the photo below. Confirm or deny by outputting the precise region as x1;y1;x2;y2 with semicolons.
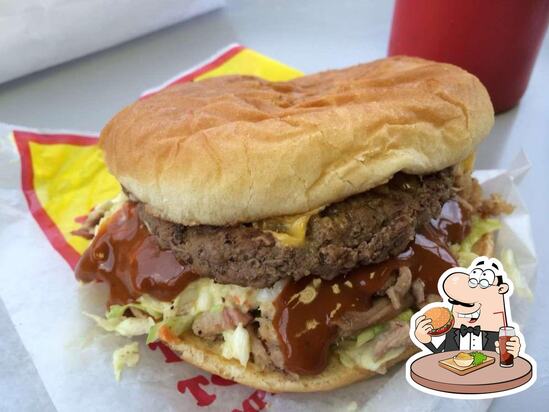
388;0;549;113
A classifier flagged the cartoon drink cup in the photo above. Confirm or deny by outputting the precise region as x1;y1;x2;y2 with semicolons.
499;326;515;367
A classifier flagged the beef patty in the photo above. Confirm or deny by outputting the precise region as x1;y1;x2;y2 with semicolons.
138;169;454;288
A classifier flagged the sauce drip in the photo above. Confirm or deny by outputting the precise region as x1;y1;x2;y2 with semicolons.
273;198;468;375
75;202;197;305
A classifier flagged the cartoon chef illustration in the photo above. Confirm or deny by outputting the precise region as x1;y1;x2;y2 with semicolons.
413;257;521;356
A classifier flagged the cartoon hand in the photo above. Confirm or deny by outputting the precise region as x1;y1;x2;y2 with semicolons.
495;337;521;357
414;315;433;344
506;336;521;357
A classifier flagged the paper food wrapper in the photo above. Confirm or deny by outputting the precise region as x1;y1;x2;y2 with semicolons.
0;45;538;412
0;0;224;84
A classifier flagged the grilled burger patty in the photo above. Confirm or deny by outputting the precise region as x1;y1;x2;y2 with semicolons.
137;169;454;288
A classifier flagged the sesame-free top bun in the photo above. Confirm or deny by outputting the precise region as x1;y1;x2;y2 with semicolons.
100;56;494;225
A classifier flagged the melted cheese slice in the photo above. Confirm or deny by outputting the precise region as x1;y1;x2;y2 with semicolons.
255;208;322;247
459;152;476;176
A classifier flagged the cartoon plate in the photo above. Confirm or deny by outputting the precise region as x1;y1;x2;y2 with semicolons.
409;350;533;394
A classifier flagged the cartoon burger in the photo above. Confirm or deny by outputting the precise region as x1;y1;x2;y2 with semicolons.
424;307;455;336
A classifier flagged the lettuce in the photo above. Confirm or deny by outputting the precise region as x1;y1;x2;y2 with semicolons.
355;347;405;373
356;324;386;348
396;309;413;322
85;312;155;337
221;323;250;366
114;318;155;337
452;217;501;266
338;351;355;369
146;315;193;344
470;351;488;366
105;294;177;320
353;309;413;348
139;294;175;318
113;342;140;381
87;276;259;341
339;327;406;373
194;280;256;314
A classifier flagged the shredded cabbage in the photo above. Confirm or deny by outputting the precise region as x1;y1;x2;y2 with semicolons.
339;338;405;373
146;315;193;344
221;323;250;366
356;347;405;373
85;312;155;337
356;324;385;348
173;278;257;317
85;274;285;382
501;249;533;301
396;309;413;322
338;351;355;369
452;216;501;266
86;276;268;341
113;342;140;381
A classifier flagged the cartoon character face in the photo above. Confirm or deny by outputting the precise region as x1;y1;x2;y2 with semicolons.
442;257;510;332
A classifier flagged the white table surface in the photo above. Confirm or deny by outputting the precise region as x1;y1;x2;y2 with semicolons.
0;1;547;411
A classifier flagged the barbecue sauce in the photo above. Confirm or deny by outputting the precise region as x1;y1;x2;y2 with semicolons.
273;198;468;375
75;194;469;375
75;202;197;305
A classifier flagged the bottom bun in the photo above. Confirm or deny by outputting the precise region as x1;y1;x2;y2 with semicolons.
165;333;419;393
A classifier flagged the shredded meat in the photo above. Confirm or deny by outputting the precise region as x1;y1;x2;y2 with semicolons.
248;326;273;371
454;164;482;211
385;267;412;309
478;193;515;218
335;294;414;337
257;318;285;370
455;172;513;218
375;273;398;297
191;308;252;339
411;278;426;307
372;319;411;358
224;307;252;327
71;200;113;239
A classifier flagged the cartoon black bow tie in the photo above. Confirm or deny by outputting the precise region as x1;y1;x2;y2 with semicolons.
460;324;481;337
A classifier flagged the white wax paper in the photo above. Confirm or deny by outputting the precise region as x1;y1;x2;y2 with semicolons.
0;0;224;84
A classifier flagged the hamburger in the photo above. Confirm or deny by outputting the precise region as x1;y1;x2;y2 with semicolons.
424;307;455;336
75;56;512;391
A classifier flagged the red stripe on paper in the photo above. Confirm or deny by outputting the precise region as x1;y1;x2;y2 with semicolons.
141;44;245;98
13;130;98;269
168;45;245;85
